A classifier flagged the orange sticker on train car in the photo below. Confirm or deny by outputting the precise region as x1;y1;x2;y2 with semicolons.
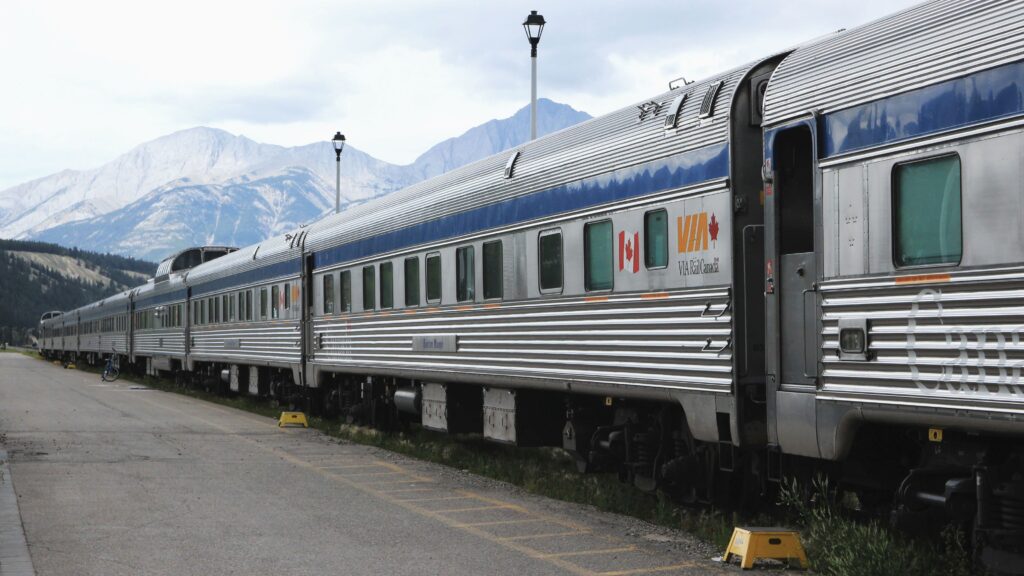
894;273;952;285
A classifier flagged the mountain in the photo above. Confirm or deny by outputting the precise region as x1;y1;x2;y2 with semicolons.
0;239;156;345
0;99;591;261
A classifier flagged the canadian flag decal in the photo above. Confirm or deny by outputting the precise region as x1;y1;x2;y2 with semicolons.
619;230;640;273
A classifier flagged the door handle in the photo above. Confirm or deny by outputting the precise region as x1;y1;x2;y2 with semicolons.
802;284;818;380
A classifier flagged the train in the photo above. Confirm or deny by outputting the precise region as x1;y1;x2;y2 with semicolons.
37;0;1024;566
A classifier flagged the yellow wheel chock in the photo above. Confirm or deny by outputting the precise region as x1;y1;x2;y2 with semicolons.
723;527;808;570
278;412;309;428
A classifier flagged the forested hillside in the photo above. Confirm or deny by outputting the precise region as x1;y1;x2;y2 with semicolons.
0;240;155;344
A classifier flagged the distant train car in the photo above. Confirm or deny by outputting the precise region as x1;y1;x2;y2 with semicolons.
74;291;130;366
184;236;304;395
37;311;62;358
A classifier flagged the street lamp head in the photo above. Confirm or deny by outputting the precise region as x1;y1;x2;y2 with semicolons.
523;10;545;48
332;132;346;156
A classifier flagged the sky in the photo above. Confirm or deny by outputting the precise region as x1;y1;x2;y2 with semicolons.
0;0;924;190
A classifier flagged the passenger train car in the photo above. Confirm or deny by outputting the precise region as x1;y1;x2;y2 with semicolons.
38;0;1024;563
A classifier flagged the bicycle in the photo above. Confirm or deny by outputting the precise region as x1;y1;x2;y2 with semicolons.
102;349;120;382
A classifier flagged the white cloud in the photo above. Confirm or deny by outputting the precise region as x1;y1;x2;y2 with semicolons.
0;0;923;189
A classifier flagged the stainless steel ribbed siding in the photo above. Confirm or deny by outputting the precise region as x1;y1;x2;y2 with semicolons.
310;288;733;395
763;0;1024;127
303;65;749;256
819;268;1024;415
134;328;186;358
190;322;301;366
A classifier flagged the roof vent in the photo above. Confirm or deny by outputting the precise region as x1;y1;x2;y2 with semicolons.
699;81;724;119
504;150;521;179
664;93;688;130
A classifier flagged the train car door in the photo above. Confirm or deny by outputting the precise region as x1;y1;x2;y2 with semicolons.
764;120;821;458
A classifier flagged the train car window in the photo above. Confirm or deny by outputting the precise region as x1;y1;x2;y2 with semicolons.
245;291;253;321
456;246;475;302
229;294;236;322
260;288;268;320
380;262;394;309
483;240;503;300
271;286;280;319
426;253;442;303
644;210;669;269
584;220;614;291
538;230;563;293
893;154;962;267
362;266;376;311
341;271;352;312
323;274;335;315
201;300;207;325
404;257;420;307
284;283;291;311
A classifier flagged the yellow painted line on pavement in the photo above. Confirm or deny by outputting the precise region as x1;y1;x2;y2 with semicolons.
317;463;388;470
542;546;638;558
432;504;511;514
595;563;701;576
378;487;436;494
453;518;544;528
396;495;473;503
502;530;588;541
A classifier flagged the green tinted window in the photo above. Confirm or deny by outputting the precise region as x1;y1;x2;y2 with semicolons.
362;266;376;311
426;253;442;302
404;258;420;307
260;288;267;319
644;210;668;268
271;287;279;319
483;241;503;300
340;271;352;312
539;231;563;292
456;246;475;302
894;155;962;267
380;262;394;309
585;220;613;291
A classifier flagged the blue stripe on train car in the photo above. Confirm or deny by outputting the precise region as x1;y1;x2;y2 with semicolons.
190;258;303;297
823;60;1024;158
313;142;730;270
134;288;189;308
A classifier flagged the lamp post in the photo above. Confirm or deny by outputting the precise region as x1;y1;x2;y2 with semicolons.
331;132;346;214
522;10;546;140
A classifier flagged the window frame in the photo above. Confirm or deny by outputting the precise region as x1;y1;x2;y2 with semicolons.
380;262;394;309
362;265;376;311
482;240;503;301
425;252;442;304
271;285;280;319
404;257;420;307
323;273;335;315
584;219;615;292
340;270;352;313
890;152;963;269
537;228;564;295
260;287;268;320
644;209;669;270
455;245;476;303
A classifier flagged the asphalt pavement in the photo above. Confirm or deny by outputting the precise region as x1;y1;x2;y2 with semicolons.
0;352;728;576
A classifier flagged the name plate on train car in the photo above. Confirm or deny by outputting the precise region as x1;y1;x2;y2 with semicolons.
223;339;241;350
412;334;457;352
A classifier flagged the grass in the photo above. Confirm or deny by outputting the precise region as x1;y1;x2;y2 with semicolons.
778;475;974;576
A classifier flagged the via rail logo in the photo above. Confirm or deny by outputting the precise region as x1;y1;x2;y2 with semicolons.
676;211;720;277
